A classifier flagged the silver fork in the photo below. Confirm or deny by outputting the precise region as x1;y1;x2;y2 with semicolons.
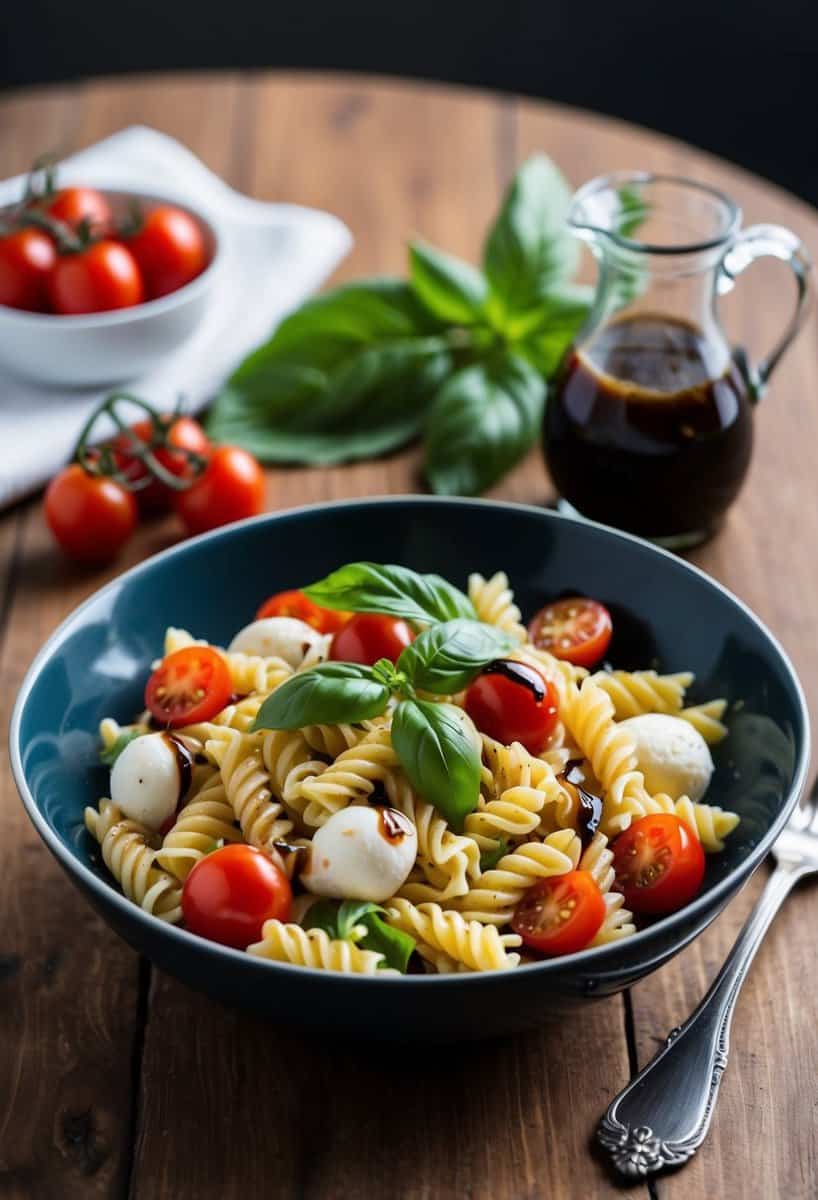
596;777;818;1179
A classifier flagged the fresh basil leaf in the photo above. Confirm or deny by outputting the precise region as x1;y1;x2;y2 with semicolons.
391;699;480;830
512;284;593;378
99;728;144;766
302;898;343;938
398;619;515;694
479;838;510;872
424;352;546;496
304;900;415;972
334;899;381;940
356;910;415;972
409;240;488;326
483;155;578;324
304;562;476;623
251;663;390;731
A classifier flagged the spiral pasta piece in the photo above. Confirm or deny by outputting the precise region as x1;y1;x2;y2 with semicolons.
301;722;373;759
464;738;571;852
259;729;329;824
679;699;729;745
298;727;401;829
386;899;521;971
452;829;581;924
212;733;294;848
391;786;481;902
640;792;739;852
578;832;637;946
467;571;527;642
512;644;586;708
590;670;693;719
248;921;395;974
85;800;182;922
157;774;242;880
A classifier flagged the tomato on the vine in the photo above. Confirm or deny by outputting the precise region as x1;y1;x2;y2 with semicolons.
173;445;265;535
612;814;705;915
44;464;137;564
528;596;613;668
256;589;349;633
329;613;414;666
512;870;606;956
464;659;559;754
145;646;233;728
113;415;210;511
126;205;208;298
182;844;292;949
0;228;57;311
48;240;145;315
45;186;113;235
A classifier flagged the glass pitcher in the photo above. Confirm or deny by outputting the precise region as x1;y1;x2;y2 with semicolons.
544;172;813;547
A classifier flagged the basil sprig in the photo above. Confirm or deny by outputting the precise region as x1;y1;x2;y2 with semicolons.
207;154;593;495
252;662;391;731
304;561;476;624
303;899;415;973
397;620;515;695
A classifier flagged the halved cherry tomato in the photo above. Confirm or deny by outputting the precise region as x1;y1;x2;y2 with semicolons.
528;596;613;668
113;415;210;512
46;186;113;235
256;589;350;634
464;660;559;754
173;445;265;535
44;463;137;564
329;613;414;666
612;813;705;915
126;205;208;298
182;844;292;949
145;646;233;728
512;870;606;956
0;228;57;311
48;240;145;314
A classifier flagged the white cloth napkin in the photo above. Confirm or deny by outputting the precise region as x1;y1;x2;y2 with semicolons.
0;126;352;509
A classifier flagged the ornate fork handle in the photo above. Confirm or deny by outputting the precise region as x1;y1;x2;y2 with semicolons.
597;864;800;1179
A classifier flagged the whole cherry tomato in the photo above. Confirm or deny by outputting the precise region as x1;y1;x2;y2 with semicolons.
329;613;414;666
48;240;145;315
46;186;112;235
511;870;606;956
612;814;705;915
182;844;292;949
44;463;137;564
144;646;233;728
173;445;265;535
126;205;208;298
528;596;613;669
0;228;57;311
113;415;210;512
464;659;559;754
256;589;350;634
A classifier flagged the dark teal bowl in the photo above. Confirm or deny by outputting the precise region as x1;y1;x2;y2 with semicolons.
9;498;810;1040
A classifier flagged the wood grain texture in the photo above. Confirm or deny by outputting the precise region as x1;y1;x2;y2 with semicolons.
1;71;817;1199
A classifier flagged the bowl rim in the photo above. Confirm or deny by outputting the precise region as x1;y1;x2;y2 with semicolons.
9;495;811;986
0;188;221;329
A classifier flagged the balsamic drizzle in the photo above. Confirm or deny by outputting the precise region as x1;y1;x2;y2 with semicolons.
162;733;194;803
480;659;546;702
560;758;603;850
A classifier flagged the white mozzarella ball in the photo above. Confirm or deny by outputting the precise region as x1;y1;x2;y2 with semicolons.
301;806;417;902
228;617;321;668
110;733;186;830
619;713;714;802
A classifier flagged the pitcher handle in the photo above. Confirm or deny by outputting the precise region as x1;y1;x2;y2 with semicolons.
717;224;814;397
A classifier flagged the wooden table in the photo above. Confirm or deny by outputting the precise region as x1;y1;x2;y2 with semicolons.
2;71;817;1200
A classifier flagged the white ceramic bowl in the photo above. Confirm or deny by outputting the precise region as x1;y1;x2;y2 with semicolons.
0;191;221;387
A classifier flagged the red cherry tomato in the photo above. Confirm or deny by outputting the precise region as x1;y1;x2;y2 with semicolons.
464;660;559;754
48;240;145;315
512;870;606;956
256;589;350;633
182;844;292;949
46;186;113;235
528;596;613;669
113;415;210;512
0;228;57;311
173;445;265;535
44;464;137;564
126;205;208;298
612;814;705;915
329;613;414;666
145;646;233;728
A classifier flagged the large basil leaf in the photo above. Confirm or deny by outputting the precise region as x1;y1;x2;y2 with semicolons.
424;352;546;496
409;240;488;326
513;284;594;378
398;619;515;694
303;900;415;972
391;699;480;830
251;663;390;730
483;155;578;324
304;562;476;623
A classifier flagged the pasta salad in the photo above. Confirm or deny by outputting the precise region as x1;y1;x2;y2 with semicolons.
86;562;738;974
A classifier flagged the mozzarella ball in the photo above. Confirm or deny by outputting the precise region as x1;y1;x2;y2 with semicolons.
619;713;714;802
228;617;321;668
301;806;417;902
110;733;187;830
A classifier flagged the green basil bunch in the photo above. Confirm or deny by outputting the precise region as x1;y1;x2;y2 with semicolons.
207;155;594;495
302;899;415;973
251;563;515;829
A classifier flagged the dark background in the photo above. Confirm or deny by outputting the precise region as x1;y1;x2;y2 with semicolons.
3;0;818;205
